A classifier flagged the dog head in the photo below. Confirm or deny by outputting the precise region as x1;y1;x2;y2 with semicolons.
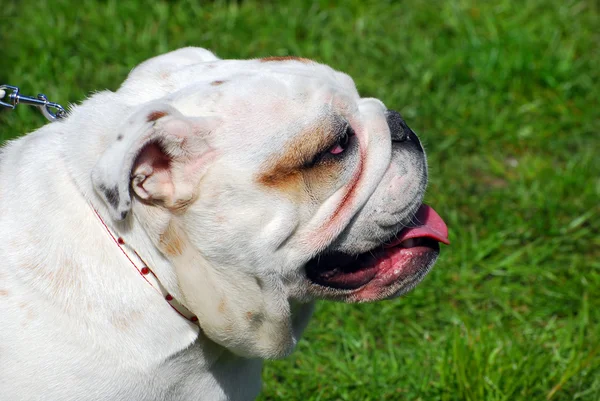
91;48;448;359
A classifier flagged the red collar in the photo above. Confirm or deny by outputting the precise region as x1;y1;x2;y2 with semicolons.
93;208;199;324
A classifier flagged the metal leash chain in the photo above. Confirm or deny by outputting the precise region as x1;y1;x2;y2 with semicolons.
0;84;67;122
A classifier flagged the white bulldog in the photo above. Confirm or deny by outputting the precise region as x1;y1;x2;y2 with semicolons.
0;47;448;400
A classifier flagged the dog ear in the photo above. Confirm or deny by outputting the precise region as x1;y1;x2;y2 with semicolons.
92;103;218;220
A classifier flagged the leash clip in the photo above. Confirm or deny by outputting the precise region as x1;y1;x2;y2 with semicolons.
0;84;67;122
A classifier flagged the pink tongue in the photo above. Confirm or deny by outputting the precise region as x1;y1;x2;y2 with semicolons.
389;204;450;246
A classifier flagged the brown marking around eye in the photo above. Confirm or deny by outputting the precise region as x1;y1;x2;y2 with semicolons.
258;123;332;187
211;80;226;86
257;120;345;199
259;56;313;64
147;111;168;122
302;158;346;200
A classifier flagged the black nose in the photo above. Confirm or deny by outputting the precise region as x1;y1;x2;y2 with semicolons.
385;110;410;142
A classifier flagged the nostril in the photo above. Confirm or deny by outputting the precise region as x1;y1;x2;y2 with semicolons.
385;110;409;142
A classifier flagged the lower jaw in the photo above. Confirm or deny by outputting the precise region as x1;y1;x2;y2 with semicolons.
306;246;440;302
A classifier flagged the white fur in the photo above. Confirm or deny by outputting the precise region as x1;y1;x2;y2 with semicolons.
0;47;431;400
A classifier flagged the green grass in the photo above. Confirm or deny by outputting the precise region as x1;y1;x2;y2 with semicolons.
2;0;599;400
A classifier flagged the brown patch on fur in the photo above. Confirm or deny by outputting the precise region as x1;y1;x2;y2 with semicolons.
17;257;82;299
256;120;344;199
160;221;185;256
0;289;8;297
111;311;141;331
258;165;301;192
169;196;195;214
18;302;36;325
52;260;81;294
211;80;226;86
257;122;333;189
246;311;253;321
218;299;226;314
147;110;168;122
112;316;130;331
302;159;346;200
259;56;313;64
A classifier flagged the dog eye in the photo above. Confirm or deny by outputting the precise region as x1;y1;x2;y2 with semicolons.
328;125;355;155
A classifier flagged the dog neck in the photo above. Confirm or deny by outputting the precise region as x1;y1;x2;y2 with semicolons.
91;207;199;324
